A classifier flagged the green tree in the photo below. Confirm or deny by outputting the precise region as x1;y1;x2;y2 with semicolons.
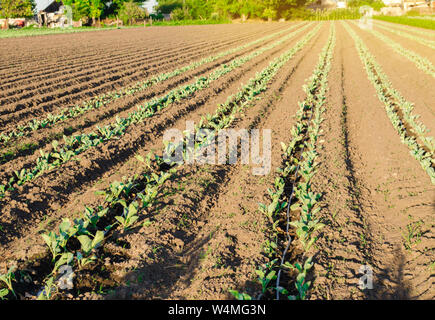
347;0;385;11
261;0;278;21
119;0;147;25
153;0;318;22
186;0;214;20
276;0;316;20
109;0;146;17
227;0;262;21
155;0;182;14
0;0;35;29
61;0;92;21
60;0;147;23
89;0;103;25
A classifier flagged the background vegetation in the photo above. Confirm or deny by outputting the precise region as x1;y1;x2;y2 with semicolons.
0;0;36;18
6;0;433;31
374;15;435;30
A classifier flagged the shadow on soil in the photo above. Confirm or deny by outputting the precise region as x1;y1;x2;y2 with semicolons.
104;166;240;299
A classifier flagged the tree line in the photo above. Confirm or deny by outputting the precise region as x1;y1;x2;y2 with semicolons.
156;0;387;21
0;0;319;23
1;0;386;28
61;0;148;24
155;0;318;21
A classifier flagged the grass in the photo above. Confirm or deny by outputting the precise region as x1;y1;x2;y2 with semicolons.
0;25;144;39
374;15;435;31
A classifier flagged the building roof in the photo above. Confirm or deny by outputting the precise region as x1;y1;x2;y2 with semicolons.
40;0;63;13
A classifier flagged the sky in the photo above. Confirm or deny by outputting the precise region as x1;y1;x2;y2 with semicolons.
35;0;158;13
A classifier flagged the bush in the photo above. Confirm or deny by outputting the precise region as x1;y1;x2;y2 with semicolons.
284;8;361;21
284;8;313;20
150;13;164;21
347;0;385;11
170;7;191;21
210;12;220;21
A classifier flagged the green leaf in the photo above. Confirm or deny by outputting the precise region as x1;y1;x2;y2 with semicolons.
77;235;92;255
127;201;138;217
114;216;125;225
59;219;72;234
0;288;9;300
135;155;145;163
41;233;52;247
255;269;265;279
91;231;104;249
53;252;73;273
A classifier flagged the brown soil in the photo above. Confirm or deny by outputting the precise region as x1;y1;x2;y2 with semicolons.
0;22;312;252
0;24;286;127
311;22;434;300
0;23;301;169
0;22;433;300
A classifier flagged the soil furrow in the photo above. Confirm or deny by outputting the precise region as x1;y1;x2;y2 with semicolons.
1;21;433;301
0;24;284;68
357;24;435;120
0;27;292;122
0;25;295;129
0;25;310;175
313;23;434;300
0;24;285;80
0;25;283;97
0;23;325;300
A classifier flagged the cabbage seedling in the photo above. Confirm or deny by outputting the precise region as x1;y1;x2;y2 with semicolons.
115;201;140;230
0;266;17;299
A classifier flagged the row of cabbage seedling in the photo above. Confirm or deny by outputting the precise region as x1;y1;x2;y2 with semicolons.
1;160;174;300
358;22;435;78
374;22;435;50
231;23;335;301
344;22;435;184
0;23;306;147
0;23;323;300
0;23;315;200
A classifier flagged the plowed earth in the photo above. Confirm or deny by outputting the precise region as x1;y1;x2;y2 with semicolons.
0;21;433;300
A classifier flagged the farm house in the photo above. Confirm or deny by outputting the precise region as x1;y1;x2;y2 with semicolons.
381;0;435;14
37;0;76;28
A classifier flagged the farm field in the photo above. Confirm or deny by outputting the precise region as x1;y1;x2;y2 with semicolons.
374;15;435;31
0;20;434;300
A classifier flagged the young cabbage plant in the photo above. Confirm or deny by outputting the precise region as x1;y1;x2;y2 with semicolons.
52;252;74;274
229;290;252;300
77;230;105;257
289;213;324;252
83;206;108;230
0;266;17;299
37;276;56;300
256;258;278;295
115;201;140;231
283;257;313;300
